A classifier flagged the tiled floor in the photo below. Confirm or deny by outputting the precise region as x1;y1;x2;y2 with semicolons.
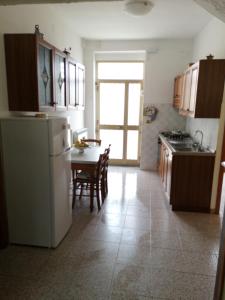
0;166;222;300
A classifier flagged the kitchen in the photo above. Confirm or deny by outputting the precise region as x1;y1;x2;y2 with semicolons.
0;0;225;299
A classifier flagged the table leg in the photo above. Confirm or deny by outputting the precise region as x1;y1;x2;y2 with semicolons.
90;182;94;212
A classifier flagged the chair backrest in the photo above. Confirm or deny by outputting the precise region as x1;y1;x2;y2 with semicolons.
105;144;111;157
95;152;107;179
101;145;111;175
81;138;101;146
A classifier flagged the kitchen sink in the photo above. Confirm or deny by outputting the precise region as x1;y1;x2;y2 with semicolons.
172;144;209;153
172;145;193;151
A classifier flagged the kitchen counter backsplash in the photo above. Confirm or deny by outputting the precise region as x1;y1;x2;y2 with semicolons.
140;103;186;170
186;117;219;151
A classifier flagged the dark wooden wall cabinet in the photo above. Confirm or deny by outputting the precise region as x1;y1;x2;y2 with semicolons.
159;139;215;212
173;58;225;118
4;33;85;112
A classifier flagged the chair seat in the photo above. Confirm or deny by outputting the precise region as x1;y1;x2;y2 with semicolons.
76;171;94;180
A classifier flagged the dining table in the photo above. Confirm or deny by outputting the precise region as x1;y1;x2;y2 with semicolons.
69;145;106;173
69;145;106;211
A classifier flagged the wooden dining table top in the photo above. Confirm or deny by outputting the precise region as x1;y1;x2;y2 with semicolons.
69;145;105;165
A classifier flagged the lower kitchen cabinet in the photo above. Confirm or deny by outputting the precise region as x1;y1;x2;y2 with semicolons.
159;144;172;199
159;141;215;212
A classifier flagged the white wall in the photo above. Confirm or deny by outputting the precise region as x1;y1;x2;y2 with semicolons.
190;17;225;210
192;17;225;60
185;17;225;150
83;39;192;169
0;5;84;131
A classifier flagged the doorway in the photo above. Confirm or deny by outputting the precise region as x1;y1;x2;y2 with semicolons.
96;62;144;165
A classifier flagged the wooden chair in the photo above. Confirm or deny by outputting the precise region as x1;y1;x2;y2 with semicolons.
101;144;111;202
72;152;106;212
81;138;101;146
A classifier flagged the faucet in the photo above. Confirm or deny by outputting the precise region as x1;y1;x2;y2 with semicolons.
194;130;204;150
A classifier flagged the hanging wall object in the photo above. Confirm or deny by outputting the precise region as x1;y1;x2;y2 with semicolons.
143;105;158;123
34;25;44;39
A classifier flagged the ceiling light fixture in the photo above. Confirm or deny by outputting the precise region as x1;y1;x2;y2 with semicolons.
124;0;154;16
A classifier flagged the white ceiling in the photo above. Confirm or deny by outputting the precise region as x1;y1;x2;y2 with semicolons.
52;0;213;40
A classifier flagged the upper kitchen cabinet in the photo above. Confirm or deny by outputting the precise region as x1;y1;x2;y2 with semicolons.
67;58;85;110
54;49;67;110
76;62;85;109
173;74;184;109
179;58;225;118
4;32;72;112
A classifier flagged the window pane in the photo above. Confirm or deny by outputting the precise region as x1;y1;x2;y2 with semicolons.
100;129;123;159
127;130;138;160
100;83;125;125
128;83;141;126
98;62;144;80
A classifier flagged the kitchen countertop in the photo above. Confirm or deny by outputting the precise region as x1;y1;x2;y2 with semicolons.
159;134;216;157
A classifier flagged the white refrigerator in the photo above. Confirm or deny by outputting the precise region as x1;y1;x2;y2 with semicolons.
0;116;72;248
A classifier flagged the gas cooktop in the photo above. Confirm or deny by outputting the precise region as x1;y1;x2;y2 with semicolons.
160;130;190;141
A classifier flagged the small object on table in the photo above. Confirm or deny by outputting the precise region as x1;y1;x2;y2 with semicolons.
74;139;89;153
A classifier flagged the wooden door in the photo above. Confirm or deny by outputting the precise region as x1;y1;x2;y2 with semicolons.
166;150;172;199
189;66;199;116
181;69;192;113
214;163;225;300
215;125;225;214
159;144;165;178
173;74;184;109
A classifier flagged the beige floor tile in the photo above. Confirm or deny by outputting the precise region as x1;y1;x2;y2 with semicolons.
112;263;149;296
150;230;182;250
66;239;120;263
124;215;151;230
180;251;218;276
0;246;50;279
149;247;185;271
103;204;128;215
110;290;150;300
121;228;151;246
71;262;114;288
0;275;54;300
61;286;110;300
99;213;126;227
85;224;123;243
37;256;82;284
1;166;221;300
117;244;150;266
126;205;150;216
179;232;220;254
150;247;218;276
150;268;215;299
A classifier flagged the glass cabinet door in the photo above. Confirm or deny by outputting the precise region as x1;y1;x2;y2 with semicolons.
38;44;53;107
76;63;85;109
55;52;66;109
68;61;76;107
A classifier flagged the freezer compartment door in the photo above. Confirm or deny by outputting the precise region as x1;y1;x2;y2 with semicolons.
48;117;71;155
50;151;72;248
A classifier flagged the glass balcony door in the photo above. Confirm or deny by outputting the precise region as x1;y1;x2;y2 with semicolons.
96;80;143;165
